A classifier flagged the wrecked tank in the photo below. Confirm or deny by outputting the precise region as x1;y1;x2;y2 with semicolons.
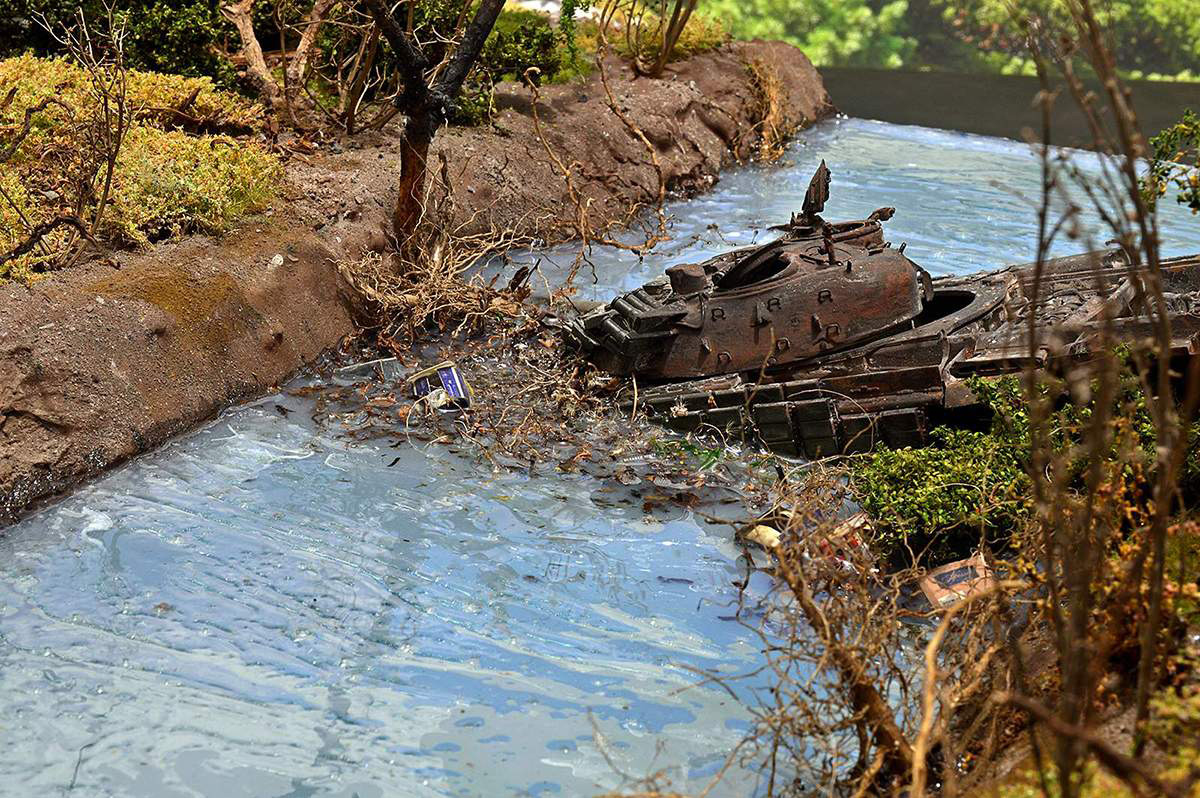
567;162;1200;458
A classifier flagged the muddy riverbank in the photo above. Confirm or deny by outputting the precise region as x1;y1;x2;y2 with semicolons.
0;40;833;525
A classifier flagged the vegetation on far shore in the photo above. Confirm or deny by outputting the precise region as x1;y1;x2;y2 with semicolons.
704;0;1200;80
0;2;736;280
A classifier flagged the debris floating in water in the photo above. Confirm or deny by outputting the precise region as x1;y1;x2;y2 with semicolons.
409;360;474;414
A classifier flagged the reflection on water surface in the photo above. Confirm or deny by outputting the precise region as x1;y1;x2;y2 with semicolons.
4;118;1200;797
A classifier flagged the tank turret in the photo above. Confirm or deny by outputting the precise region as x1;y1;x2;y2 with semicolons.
568;162;929;379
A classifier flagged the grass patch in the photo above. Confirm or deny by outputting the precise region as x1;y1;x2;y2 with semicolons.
603;4;729;66
106;127;280;247
0;53;265;134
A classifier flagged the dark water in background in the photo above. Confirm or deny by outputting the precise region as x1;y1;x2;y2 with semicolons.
821;68;1200;148
4;118;1200;798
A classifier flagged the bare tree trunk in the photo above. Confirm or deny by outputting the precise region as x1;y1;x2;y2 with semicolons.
222;0;284;115
285;0;337;107
393;107;434;240
361;0;505;248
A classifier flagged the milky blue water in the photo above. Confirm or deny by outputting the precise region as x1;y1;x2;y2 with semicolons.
508;117;1200;299
3;118;1200;798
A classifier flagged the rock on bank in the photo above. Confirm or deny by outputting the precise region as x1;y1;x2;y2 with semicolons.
0;40;833;525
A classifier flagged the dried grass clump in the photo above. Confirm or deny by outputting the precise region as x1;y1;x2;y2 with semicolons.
744;57;797;163
336;221;528;351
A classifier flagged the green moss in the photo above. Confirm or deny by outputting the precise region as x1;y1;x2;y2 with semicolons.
125;70;267;132
0;54;265;141
106;127;281;246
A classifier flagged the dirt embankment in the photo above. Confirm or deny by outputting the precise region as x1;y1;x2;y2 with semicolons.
0;40;833;525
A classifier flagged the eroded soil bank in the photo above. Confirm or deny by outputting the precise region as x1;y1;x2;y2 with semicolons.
0;40;833;525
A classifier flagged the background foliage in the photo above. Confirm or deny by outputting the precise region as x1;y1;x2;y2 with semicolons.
6;1;1200;80
0;0;238;82
703;0;1200;79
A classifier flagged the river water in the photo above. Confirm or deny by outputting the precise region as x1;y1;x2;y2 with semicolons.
3;118;1200;798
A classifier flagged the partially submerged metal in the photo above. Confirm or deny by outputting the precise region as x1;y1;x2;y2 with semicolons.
568;163;1200;457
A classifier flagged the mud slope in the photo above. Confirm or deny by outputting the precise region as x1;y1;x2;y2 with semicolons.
0;40;833;525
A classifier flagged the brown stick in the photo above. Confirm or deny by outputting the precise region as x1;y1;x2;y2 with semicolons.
222;0;284;113
790;565;915;778
0;97;68;163
996;691;1196;798
284;0;337;106
0;215;92;268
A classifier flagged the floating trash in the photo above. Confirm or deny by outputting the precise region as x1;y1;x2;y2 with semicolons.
409;360;473;414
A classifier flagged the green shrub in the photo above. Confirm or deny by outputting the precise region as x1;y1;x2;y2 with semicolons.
847;372;1200;564
1;55;279;278
557;0;592;66
0;0;236;83
1146;110;1200;214
849;424;1030;563
448;6;574;125
928;0;1200;80
482;8;562;83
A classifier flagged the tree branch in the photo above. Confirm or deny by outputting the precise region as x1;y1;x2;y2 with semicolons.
285;0;337;100
0;215;92;268
434;0;505;98
996;691;1198;798
1;97;68;163
221;0;283;112
360;0;431;111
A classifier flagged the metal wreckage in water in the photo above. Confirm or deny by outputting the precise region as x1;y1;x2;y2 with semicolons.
567;162;1200;457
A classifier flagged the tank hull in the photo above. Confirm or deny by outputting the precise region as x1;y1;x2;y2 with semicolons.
626;251;1200;457
570;246;1200;457
568;163;1200;457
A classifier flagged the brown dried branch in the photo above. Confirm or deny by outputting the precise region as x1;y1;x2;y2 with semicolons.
0;214;92;268
0;97;69;163
996;691;1198;798
284;0;337;107
222;0;285;115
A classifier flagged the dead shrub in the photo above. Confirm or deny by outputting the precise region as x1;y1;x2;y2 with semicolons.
744;58;797;163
